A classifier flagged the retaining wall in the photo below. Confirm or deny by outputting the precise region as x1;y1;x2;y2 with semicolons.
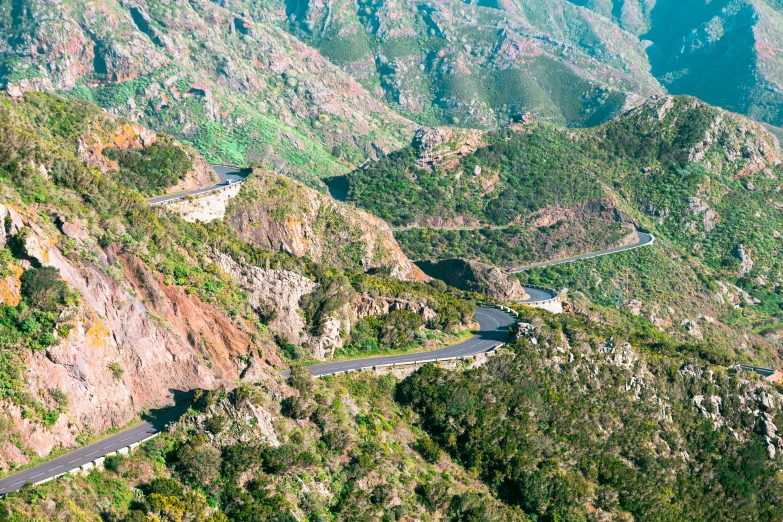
312;343;506;379
31;433;160;488
156;182;243;222
521;285;562;314
151;180;244;207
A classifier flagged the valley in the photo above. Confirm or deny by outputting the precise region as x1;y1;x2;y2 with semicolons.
1;2;783;520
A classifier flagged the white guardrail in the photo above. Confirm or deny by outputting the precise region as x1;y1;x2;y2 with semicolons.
522;285;562;307
30;433;160;487
151;180;245;207
312;343;506;378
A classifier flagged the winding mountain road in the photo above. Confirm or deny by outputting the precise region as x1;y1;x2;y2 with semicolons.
509;232;655;273
0;173;657;496
289;307;516;378
148;165;247;205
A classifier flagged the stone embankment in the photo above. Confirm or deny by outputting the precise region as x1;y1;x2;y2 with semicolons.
156;182;243;222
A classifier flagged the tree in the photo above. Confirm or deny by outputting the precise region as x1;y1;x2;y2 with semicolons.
20;266;67;312
177;440;223;486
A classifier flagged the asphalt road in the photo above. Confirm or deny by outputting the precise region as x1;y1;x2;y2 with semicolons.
0;407;186;496
148;165;247;205
738;364;777;378
291;306;517;378
509;231;655;273
520;287;555;303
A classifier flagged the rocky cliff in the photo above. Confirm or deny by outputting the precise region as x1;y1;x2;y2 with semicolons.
227;170;428;282
0;205;279;468
416;258;529;300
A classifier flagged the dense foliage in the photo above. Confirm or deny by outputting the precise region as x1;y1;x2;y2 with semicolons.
347;126;606;227
397;309;783;521
0;374;524;521
103;138;193;195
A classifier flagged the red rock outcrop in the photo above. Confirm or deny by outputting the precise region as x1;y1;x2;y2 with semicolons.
0;206;278;464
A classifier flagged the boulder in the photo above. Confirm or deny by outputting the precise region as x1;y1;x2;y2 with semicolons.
416;258;529;300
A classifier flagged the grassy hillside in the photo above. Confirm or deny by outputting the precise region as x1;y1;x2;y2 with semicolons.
0;0;416;188
276;0;660;128
347;96;783;364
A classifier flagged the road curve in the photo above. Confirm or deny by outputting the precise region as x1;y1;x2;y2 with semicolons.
148;165;247;205
291;306;517;378
509;231;654;273
519;286;555;303
737;364;777;378
0;178;654;495
0;407;185;496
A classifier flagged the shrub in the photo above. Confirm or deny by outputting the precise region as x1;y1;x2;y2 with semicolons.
177;440;223;486
107;361;124;380
288;366;314;398
146;477;185;498
20;266;68;312
206;414;228;434
413;434;442;463
47;387;69;410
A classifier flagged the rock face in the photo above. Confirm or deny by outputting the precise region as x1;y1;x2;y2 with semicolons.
213;251;439;360
212;251;317;347
164;183;243;223
227;171;427;282
353;294;438;326
520;197;626;228
0;0;416;187
0;206;278;465
416;259;529;300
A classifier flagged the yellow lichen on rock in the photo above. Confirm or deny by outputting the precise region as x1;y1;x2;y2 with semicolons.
0;265;23;306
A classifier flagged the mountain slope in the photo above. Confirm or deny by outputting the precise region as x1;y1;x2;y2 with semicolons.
0;0;416;188
576;0;783;127
345;95;783;364
0;92;474;470
277;0;662;128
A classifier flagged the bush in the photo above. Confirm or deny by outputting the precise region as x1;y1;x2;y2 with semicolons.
413;434;442;463
206;414;229;434
20;266;68;312
146;477;184;498
288;366;314;398
177;440;223;486
107;361;124;380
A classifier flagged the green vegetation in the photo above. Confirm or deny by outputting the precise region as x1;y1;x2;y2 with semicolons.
397;307;783;521
347;125;607;227
0;372;523;521
103;138;192;195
